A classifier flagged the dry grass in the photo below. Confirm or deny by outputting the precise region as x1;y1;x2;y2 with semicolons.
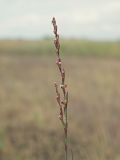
0;54;120;160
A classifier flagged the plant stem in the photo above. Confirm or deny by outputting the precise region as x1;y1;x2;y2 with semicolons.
52;17;69;160
64;90;68;160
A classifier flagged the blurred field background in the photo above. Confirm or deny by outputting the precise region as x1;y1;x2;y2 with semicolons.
0;39;120;160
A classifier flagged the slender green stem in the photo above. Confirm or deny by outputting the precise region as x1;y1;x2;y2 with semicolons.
64;92;68;160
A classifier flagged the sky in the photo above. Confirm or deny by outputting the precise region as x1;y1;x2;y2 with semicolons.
0;0;120;40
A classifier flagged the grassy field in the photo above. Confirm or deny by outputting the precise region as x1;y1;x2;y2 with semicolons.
0;40;120;160
0;39;120;57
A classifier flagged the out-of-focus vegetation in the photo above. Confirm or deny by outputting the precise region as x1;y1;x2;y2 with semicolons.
0;39;120;57
0;40;120;160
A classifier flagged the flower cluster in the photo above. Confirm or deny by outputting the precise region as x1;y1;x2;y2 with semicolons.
52;17;68;125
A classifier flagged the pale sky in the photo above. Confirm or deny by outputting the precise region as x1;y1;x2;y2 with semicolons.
0;0;120;40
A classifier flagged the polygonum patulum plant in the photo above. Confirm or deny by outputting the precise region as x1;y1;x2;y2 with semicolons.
52;17;69;160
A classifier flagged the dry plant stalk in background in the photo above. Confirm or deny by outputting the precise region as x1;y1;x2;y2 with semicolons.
52;17;69;160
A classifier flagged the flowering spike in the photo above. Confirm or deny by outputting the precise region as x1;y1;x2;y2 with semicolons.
52;17;69;160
